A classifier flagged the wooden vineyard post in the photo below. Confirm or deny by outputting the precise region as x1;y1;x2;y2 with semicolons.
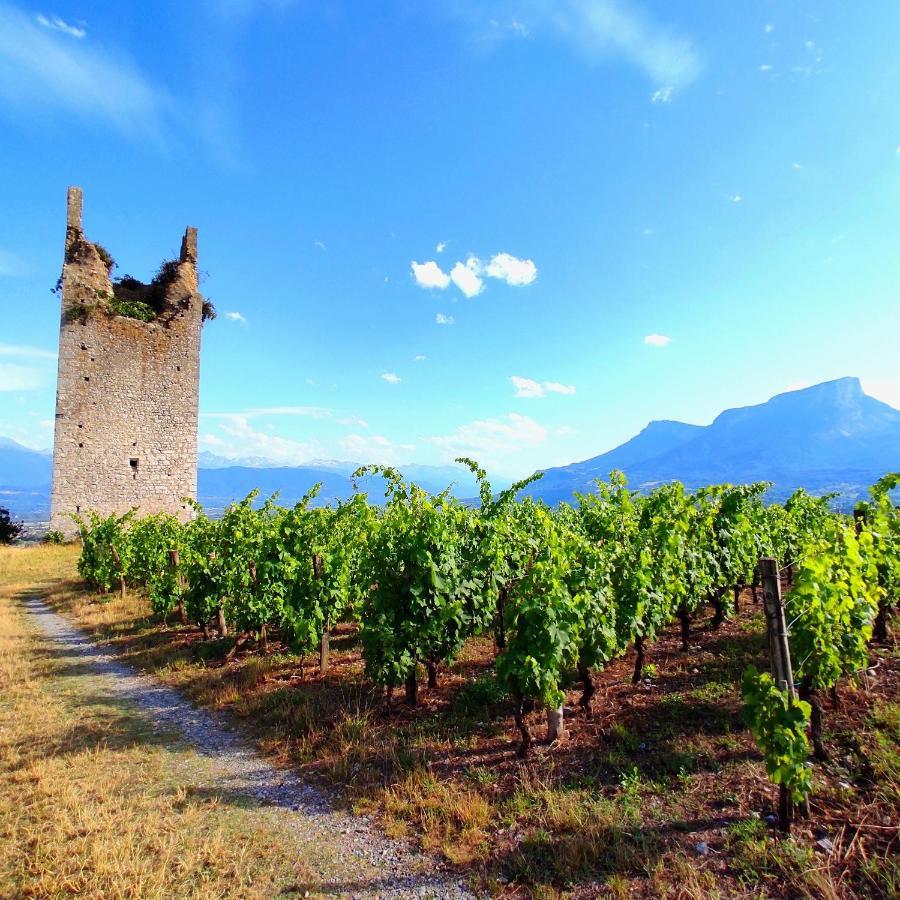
109;544;126;599
249;561;267;652
546;705;567;743
209;551;227;638
760;557;800;833
313;554;329;674
168;549;188;624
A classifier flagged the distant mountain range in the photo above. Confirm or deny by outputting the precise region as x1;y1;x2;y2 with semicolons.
0;441;487;520
522;377;900;508
2;377;897;521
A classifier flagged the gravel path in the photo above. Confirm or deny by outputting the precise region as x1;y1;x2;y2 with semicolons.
23;595;475;899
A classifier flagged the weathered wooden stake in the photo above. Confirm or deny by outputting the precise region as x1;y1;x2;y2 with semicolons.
168;549;188;624
760;556;799;833
312;554;330;674
109;544;126;599
546;706;567;743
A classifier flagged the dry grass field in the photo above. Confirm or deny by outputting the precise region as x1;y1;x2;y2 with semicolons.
0;545;317;898
1;542;897;898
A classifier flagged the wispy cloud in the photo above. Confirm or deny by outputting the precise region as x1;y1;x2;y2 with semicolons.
0;343;56;360
436;313;455;325
411;260;451;289
202;406;380;429
651;86;672;103
0;248;26;277
428;412;547;470
340;432;413;466
414;354;427;362
381;372;401;384
224;311;247;324
457;1;703;95
0;362;51;391
511;375;576;398
35;12;85;38
436;241;447;253
0;2;170;139
644;333;671;347
201;416;322;466
0;343;56;391
730;193;742;203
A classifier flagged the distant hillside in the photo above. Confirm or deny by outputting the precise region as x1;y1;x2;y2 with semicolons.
4;378;897;520
0;437;51;489
524;378;900;508
0;439;487;520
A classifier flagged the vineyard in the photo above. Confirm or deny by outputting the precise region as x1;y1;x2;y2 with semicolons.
68;464;899;894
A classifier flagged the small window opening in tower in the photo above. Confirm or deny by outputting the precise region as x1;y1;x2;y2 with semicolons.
130;458;139;470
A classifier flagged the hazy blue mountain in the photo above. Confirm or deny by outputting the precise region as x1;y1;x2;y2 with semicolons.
525;378;900;508
197;465;357;511
198;450;293;469
4;377;897;520
529;419;703;502
0;437;51;489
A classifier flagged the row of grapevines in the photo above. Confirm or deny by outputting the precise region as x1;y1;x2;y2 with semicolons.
71;468;896;767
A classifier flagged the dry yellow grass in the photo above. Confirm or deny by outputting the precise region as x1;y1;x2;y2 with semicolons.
0;544;314;899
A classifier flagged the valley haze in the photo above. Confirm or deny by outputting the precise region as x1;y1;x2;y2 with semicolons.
3;376;897;522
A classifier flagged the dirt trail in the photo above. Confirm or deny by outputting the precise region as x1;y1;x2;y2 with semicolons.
23;595;474;899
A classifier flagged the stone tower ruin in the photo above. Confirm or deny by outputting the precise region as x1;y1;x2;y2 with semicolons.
50;187;206;535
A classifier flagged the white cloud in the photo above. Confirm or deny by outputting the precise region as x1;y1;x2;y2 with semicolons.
544;381;576;396
35;13;85;38
510;376;544;399
413;354;427;362
0;362;49;391
644;333;672;347
792;162;803;170
224;311;247;324
428;412;548;468
411;260;450;289
416;251;538;298
203;414;322;466
759;64;773;72
381;372;401;384
336;415;369;428
651;85;673;103
339;433;413;466
730;194;743;203
436;241;447;253
314;239;327;251
485;252;538;286
511;375;576;398
450;257;484;298
0;4;169;138
764;23;774;33
436;313;455;325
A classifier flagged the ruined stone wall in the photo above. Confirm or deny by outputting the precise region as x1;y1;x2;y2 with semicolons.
49;187;203;535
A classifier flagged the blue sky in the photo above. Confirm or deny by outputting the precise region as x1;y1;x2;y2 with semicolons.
1;0;899;479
